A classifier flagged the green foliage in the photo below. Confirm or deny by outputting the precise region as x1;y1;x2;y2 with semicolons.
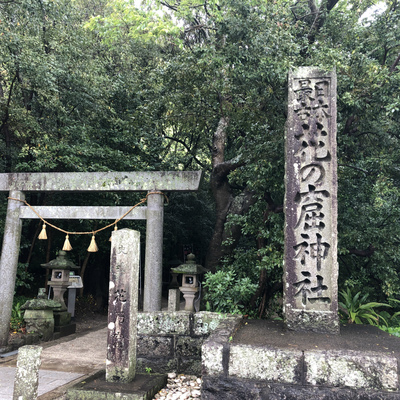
10;297;29;332
379;326;400;338
203;269;257;314
339;288;391;325
1;0;400;307
15;263;34;292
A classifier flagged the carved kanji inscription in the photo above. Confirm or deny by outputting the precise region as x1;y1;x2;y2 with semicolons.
284;68;339;334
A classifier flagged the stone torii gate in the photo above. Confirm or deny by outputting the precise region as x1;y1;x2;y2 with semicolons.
0;171;202;346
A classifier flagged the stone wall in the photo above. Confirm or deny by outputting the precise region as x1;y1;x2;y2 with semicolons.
136;311;242;376
202;335;400;399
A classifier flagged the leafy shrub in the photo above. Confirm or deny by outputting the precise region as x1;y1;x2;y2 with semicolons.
339;288;391;325
203;269;257;314
379;326;400;338
10;300;26;333
376;299;400;335
15;263;33;292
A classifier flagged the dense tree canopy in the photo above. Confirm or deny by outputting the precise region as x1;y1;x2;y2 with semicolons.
1;0;400;314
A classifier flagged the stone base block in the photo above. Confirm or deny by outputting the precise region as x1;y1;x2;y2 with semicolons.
305;350;398;390
137;312;191;335
54;310;72;326
202;376;400;400
229;344;303;383
284;309;340;334
53;323;76;340
202;320;399;399
66;370;167;400
24;309;55;341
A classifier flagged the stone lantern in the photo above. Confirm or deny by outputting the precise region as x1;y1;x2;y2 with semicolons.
171;254;207;312
22;288;62;341
41;250;79;333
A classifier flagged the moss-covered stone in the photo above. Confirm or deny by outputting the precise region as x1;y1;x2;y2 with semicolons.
137;335;173;357
202;341;225;376
137;312;191;335
305;350;398;390
228;344;302;384
175;336;202;357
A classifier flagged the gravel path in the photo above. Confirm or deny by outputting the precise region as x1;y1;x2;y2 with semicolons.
153;373;202;400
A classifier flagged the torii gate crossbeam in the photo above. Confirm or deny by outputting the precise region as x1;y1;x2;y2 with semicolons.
0;171;202;346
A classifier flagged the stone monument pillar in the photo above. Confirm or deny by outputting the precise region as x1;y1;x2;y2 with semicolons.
284;67;339;334
13;345;42;400
106;229;140;382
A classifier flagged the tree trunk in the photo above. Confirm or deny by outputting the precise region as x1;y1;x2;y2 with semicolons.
79;252;91;297
205;115;253;272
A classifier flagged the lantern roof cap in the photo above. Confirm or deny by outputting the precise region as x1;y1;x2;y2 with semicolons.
41;250;79;270
171;253;208;275
21;298;62;310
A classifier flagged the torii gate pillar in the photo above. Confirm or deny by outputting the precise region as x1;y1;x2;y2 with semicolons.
144;191;164;311
0;191;25;346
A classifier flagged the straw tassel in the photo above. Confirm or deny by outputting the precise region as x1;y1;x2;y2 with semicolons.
109;224;118;242
62;234;73;251
38;224;47;240
87;234;99;252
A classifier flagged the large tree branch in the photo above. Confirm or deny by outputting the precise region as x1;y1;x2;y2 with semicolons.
213;158;244;180
338;164;369;175
342;115;357;136
159;1;178;12
390;52;400;73
265;192;283;213
307;0;339;43
212;115;229;167
348;244;375;257
327;0;339;12
163;135;208;169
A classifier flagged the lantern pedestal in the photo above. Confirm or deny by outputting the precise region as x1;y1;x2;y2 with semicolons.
179;287;198;311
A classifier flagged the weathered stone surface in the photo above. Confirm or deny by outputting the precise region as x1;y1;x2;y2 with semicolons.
23;309;55;341
202;341;225;376
285;309;339;334
201;317;400;399
175;336;202;358
0;191;24;346
143;192;164;312
137;335;173;357
106;229;140;383
19;205;147;220
135;311;241;377
66;371;167;400
13;345;42;400
193;312;237;336
201;313;243;377
137;312;191;335
305;350;399;390
168;289;180;312
41;250;79;270
284;67;339;334
22;299;61;310
0;171;203;191
228;344;302;384
53;310;71;326
202;376;400;400
136;357;179;374
178;358;202;376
